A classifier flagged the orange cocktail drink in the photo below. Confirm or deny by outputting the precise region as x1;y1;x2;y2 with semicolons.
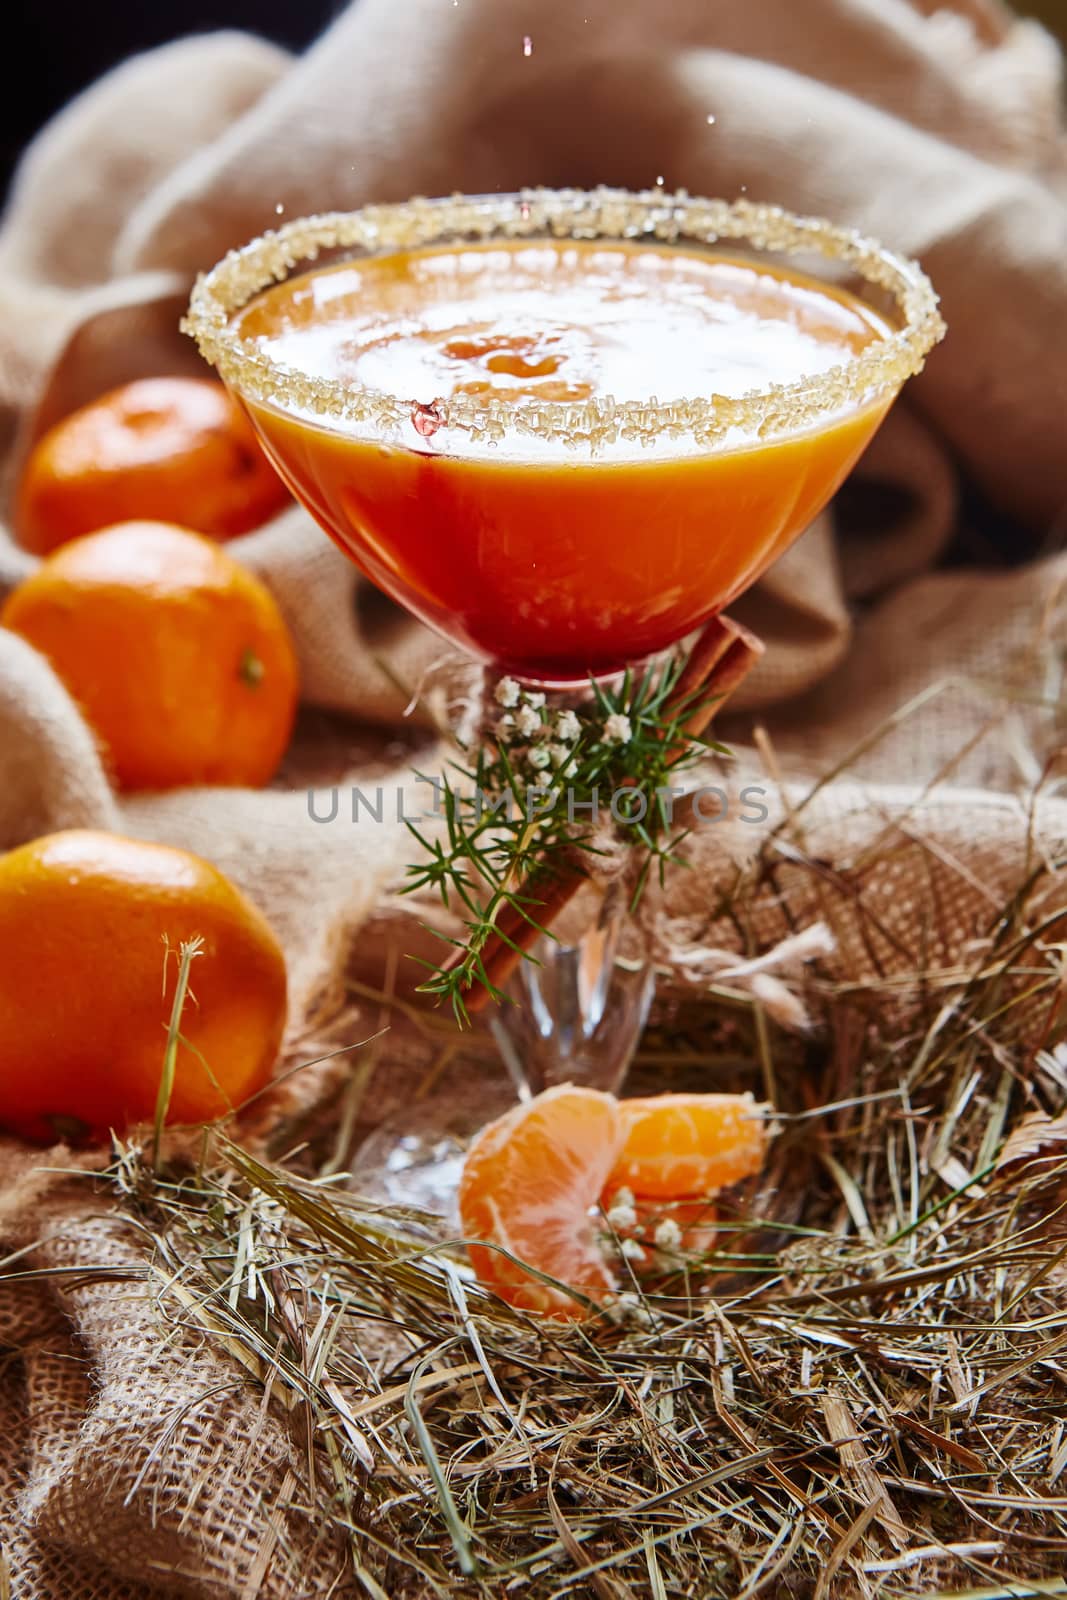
233;242;891;678
187;191;943;685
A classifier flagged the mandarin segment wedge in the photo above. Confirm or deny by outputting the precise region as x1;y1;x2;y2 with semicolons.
458;1086;769;1318
608;1092;767;1200
458;1085;623;1319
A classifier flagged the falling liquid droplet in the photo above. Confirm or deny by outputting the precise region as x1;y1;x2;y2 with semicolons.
275;202;285;214
411;401;444;439
522;34;533;55
655;175;665;187
706;114;716;125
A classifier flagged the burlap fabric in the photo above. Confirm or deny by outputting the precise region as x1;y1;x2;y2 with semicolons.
2;0;1066;1593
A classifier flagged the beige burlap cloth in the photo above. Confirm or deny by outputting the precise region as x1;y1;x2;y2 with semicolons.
2;0;1067;1593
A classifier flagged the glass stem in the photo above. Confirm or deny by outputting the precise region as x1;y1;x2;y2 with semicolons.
489;881;654;1100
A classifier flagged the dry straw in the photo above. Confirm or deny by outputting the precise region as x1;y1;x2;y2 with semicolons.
95;741;1067;1600
8;635;1066;1596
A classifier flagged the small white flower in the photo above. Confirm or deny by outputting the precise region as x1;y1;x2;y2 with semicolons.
494;677;520;708
495;714;516;742
527;746;551;770
515;704;542;739
603;712;632;745
620;1238;647;1263
606;1202;638;1231
555;709;581;743
653;1218;682;1251
547;743;571;768
523;690;546;709
608;1291;651;1327
612;1186;635;1209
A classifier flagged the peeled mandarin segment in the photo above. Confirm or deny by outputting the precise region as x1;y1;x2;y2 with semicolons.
459;1085;624;1319
607;1093;767;1200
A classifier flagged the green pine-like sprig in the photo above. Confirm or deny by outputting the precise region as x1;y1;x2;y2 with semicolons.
401;655;728;1022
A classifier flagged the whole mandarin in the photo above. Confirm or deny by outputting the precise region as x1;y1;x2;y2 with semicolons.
15;376;290;554
1;521;298;792
0;830;287;1144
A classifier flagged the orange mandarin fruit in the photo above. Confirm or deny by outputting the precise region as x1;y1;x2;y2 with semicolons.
1;521;298;792
16;377;290;555
459;1086;768;1317
0;830;287;1144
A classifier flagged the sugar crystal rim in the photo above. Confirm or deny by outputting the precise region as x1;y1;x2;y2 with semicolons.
183;187;946;449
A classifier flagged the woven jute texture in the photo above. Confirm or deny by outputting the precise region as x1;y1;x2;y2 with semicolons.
1;0;1066;1593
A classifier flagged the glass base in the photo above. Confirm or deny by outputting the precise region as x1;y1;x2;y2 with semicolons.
351;1114;468;1226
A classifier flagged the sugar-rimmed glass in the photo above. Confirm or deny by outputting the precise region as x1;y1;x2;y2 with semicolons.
185;188;943;1191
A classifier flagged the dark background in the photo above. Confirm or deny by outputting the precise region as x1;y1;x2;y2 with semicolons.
3;0;1065;198
2;0;343;195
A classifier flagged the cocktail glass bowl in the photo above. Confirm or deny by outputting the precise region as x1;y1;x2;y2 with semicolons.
185;189;943;1199
186;189;943;683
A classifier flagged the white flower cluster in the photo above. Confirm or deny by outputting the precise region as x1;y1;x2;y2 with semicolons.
653;1217;682;1250
491;680;589;778
603;1185;691;1274
604;1291;652;1328
606;1186;637;1231
489;681;635;782
515;703;541;739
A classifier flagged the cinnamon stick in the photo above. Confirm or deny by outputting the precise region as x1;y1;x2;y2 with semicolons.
456;613;765;1014
663;614;764;745
464;872;586;1015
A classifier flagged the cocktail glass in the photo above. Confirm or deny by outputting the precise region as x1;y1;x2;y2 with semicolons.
186;189;943;1183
